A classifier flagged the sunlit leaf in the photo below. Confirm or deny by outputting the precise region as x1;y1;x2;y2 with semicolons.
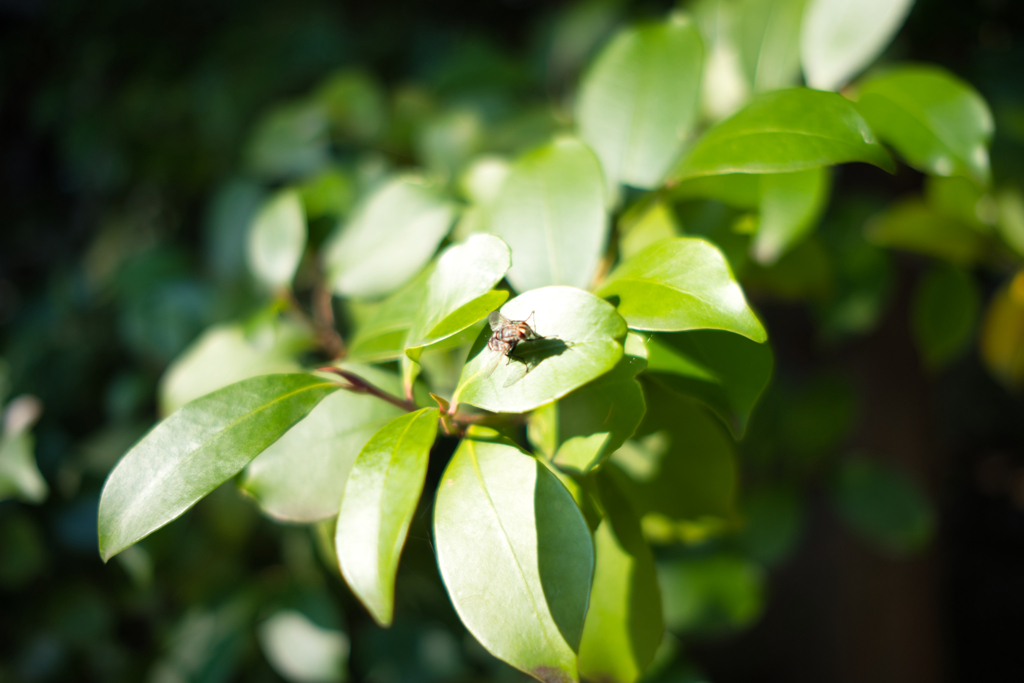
800;0;915;91
576;12;703;191
618;200;681;261
980;271;1024;389
737;0;806;92
830;456;935;556
608;387;737;542
644;329;773;438
405;234;511;361
347;267;433;363
577;472;663;683
671;88;895;180
865;198;986;264
298;167;356;220
0;396;47;503
259;609;349;683
451;286;626;414
336;408;438;626
911;264;979;370
246;190;307;291
239;365;407;522
596;238;767;342
324;176;456;300
995;188;1024;258
158;320;313;416
530;332;647;474
98;374;340;561
658;554;764;635
489;137;607;293
434;437;593;682
856;65;995;186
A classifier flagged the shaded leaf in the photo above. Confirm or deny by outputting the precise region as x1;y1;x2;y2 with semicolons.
489;137;607;293
98;374;340;561
245;101;330;179
830;456;935;556
324;177;456;300
618;200;681;261
911;264;979;369
734;486;805;567
800;0;915;91
856;65;995;186
405;234;511;360
658;554;764;636
336;408;438;626
751;167;830;265
865;198;985;264
980;271;1024;389
347;267;433;363
644;329;773;438
315;68;387;143
577;472;663;683
576;13;703;191
239;365;407;522
434;437;593;682
451;286;626;414
596;238;767;342
247;190;307;291
671;88;894;180
530;332;648;474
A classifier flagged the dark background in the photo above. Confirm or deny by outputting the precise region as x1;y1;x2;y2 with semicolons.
2;0;1024;681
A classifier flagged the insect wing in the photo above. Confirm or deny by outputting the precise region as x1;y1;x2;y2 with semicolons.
488;310;510;332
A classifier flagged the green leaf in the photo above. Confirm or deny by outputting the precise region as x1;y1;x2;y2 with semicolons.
830;456;935;556
489;137;608;293
158;321;313;416
529;332;647;474
245;101;330;179
298;167;355;220
608;387;737;542
980;272;1024;389
644;329;773;438
246;190;307;291
347;266;433;363
433;437;593;682
336;408;438;626
658;554;764;636
734;486;804;567
324;176;456;300
737;0;806;92
451;286;627;414
98;374;340;561
911;264;979;370
596;237;767;342
751;167;830;265
865;198;985;264
856;65;995;186
258;609;349;683
0;396;47;504
405;234;511;361
315;68;387;143
576;13;703;191
577;472;663;683
996;188;1024;258
618;200;681;261
671;88;895;181
239;365;408;522
800;0;915;91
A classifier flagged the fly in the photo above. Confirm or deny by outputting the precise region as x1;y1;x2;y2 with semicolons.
487;310;543;362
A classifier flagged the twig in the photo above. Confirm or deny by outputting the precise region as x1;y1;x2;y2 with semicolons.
316;366;418;412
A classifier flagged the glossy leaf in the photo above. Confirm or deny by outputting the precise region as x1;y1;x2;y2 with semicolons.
865;198;985;264
347;267;433;363
658;554;764;635
239;365;407;522
671;88;894;180
158;321;312;416
800;0;915;91
324;176;456;300
98;374;340;561
434;437;594;682
752;167;830;265
980;271;1024;390
911;264;979;370
451;286;627;414
246;190;307;291
618;200;680;261
644;329;773;438
596;238;767;342
405;234;511;360
530;332;648;474
577;472;663;683
576;13;703;191
336;408;438;626
830;456;935;556
489;137;607;293
856;65;995;186
608;387;737;542
738;0;805;92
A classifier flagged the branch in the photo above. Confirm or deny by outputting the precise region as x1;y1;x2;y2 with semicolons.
316;367;417;412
